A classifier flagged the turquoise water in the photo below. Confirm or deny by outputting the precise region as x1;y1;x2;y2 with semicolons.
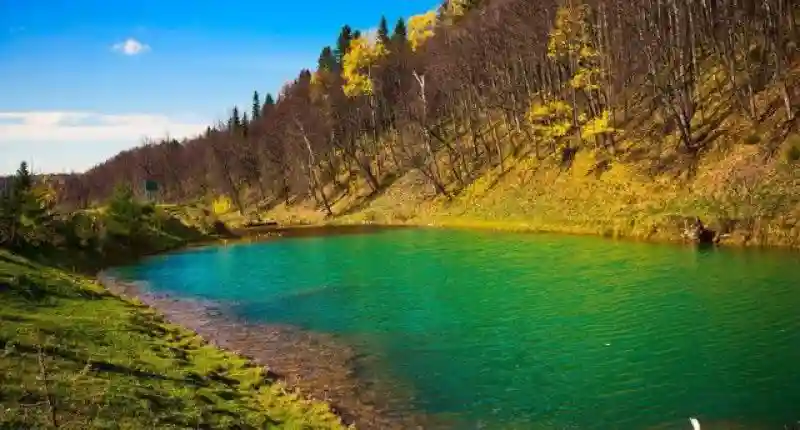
113;228;800;428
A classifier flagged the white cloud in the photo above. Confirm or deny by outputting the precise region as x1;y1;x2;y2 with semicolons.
112;38;150;56
0;111;207;144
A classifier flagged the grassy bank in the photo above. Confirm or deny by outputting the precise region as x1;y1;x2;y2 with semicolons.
208;141;798;250
0;184;347;429
211;87;800;249
0;249;345;429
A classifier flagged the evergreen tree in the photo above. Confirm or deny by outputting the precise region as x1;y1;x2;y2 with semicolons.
241;112;250;137
392;18;408;45
105;183;145;242
252;91;261;121
0;161;53;250
378;16;391;47
334;25;354;64
228;106;241;131
13;161;32;193
318;46;337;71
262;93;276;117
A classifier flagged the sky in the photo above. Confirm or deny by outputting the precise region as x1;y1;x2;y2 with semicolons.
0;0;438;175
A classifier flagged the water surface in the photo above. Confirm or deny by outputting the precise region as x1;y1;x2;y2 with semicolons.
113;228;800;429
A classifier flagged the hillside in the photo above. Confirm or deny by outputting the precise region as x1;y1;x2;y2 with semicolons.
47;0;800;248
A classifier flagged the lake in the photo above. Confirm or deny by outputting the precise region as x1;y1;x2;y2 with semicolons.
111;227;800;429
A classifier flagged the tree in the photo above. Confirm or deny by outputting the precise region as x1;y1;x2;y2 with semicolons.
0;162;55;250
392;18;408;45
228;106;241;131
105;183;146;244
378;16;391;46
334;25;354;64
318;46;337;72
342;34;388;96
13;161;33;192
252;91;261;121
262;93;276;117
408;12;437;52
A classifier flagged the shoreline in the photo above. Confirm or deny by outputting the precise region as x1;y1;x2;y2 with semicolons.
258;217;795;251
97;271;445;430
86;219;795;428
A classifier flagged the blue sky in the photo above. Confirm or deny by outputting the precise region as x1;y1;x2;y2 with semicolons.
0;0;438;175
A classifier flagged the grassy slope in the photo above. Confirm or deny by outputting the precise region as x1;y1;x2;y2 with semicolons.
0;250;345;429
225;68;800;249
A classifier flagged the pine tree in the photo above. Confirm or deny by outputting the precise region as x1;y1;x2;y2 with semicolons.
252;91;261;121
334;25;354;64
392;18;408;45
241;112;249;137
105;183;144;241
318;46;337;72
378;16;391;47
0;161;52;249
13;161;32;192
262;93;276;117
228;106;241;131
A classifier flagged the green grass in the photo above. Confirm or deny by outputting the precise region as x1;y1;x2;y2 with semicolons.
0;250;346;429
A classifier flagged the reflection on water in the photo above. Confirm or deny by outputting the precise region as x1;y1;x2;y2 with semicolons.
112;228;800;429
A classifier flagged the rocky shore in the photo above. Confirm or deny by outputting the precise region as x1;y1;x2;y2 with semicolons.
98;273;448;430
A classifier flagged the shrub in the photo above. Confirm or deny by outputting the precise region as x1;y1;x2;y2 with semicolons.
212;195;233;216
784;135;800;163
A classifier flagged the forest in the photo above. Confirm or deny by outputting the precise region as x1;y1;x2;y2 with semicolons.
6;0;800;244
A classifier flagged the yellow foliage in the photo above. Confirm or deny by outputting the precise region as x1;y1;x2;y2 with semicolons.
408;11;437;52
581;110;616;141
212;195;232;216
440;0;469;25
32;178;57;205
527;99;572;120
527;98;575;144
550;120;574;138
547;4;592;60
342;35;388;97
570;67;601;90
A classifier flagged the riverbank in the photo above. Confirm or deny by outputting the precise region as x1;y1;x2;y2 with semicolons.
0;249;349;429
97;270;443;429
224;143;799;251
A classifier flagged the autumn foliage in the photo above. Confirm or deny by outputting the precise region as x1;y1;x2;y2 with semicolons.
53;0;797;221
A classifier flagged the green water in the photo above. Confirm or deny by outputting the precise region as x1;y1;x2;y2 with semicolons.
114;228;800;428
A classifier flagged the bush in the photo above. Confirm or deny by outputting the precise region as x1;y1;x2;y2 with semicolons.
784;136;800;163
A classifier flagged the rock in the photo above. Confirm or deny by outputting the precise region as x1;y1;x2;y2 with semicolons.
682;217;720;245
